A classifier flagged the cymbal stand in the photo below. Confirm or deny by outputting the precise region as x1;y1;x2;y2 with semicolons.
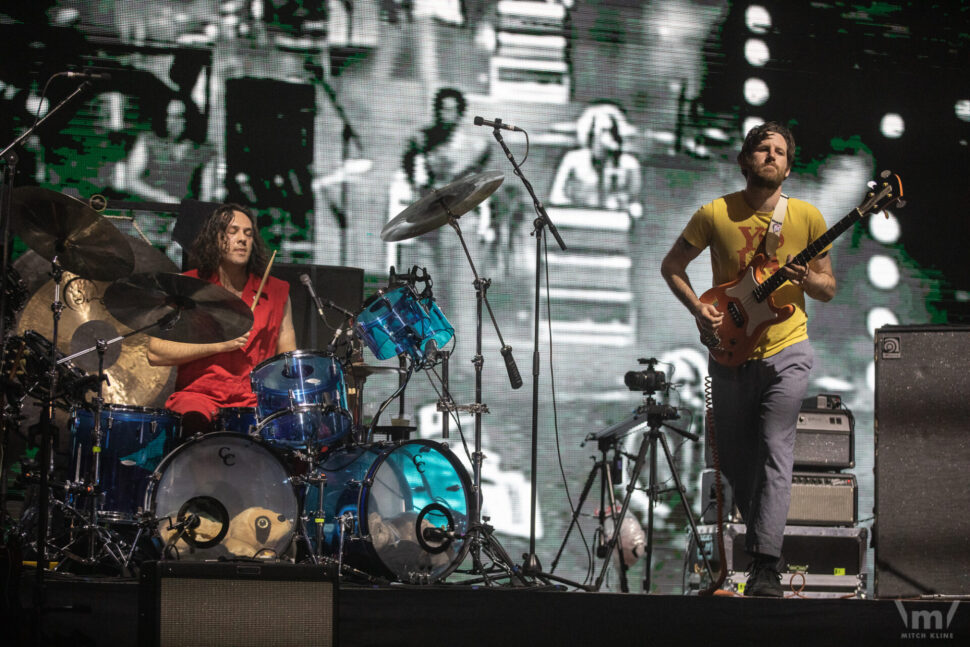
485;121;588;590
290;470;327;565
51;311;181;571
591;397;715;592
436;213;531;586
33;257;64;580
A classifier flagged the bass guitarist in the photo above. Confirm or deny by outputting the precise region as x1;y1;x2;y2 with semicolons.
660;121;836;597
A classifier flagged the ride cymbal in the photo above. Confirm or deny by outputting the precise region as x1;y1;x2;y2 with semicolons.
381;170;505;242
104;272;254;344
11;187;135;281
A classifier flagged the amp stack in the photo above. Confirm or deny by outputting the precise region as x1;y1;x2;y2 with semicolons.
686;393;869;598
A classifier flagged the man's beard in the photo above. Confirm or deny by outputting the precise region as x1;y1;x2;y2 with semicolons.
749;164;785;190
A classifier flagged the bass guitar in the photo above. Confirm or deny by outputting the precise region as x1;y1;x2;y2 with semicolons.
699;170;903;367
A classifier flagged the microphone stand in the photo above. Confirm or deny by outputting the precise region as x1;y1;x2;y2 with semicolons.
486;121;588;589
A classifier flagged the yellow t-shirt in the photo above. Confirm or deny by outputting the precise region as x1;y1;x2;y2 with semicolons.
682;192;830;359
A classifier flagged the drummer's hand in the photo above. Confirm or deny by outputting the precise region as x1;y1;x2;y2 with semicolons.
221;330;250;353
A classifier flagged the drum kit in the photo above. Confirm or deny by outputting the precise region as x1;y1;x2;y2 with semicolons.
1;169;526;586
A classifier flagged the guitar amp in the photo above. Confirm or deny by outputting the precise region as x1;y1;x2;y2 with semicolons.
700;470;857;526
703;395;854;470
794;405;854;469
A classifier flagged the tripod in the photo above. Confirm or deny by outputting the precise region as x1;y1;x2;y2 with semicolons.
592;396;715;592
550;410;656;592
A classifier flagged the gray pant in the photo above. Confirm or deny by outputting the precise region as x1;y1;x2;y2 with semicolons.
708;340;814;558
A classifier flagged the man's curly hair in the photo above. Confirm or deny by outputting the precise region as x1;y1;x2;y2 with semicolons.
189;203;269;280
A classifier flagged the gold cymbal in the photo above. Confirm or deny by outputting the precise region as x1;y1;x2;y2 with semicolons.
15;236;179;408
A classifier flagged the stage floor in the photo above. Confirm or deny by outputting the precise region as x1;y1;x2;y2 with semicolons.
7;568;969;646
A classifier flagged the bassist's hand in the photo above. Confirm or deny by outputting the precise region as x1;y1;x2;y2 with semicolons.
694;302;723;334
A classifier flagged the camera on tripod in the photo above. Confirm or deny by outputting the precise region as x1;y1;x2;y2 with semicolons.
624;358;667;395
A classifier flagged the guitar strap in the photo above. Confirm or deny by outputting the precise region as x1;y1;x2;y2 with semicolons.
763;193;789;258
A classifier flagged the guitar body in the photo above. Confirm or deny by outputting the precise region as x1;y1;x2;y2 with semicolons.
697;253;796;367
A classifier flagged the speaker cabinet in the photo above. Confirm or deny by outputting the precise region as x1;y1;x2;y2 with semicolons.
874;325;970;598
139;561;338;647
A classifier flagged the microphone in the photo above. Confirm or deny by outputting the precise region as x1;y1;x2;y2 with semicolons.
501;345;523;389
473;116;524;133
63;71;112;81
301;273;356;319
300;273;327;321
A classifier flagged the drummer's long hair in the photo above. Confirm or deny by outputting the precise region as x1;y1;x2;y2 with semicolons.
189;203;269;280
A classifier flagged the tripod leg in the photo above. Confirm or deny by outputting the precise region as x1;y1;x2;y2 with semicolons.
656;431;716;583
593;432;649;591
550;458;601;573
603;453;629;593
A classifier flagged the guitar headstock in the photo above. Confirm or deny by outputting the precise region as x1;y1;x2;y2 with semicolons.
860;170;904;217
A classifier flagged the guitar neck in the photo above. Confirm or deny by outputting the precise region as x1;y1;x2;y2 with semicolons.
753;207;864;302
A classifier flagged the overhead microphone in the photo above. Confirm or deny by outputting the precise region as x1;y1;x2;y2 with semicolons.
473;116;524;133
63;71;112;81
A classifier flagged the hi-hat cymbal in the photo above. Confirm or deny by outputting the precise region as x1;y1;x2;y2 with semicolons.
104;273;254;344
16;236;181;407
11;187;135;281
348;363;407;380
381;170;505;242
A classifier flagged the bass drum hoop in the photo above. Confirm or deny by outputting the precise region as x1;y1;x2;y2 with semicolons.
145;432;299;561
355;439;473;584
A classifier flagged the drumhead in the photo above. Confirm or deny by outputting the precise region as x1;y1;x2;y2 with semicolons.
146;432;298;560
315;439;472;583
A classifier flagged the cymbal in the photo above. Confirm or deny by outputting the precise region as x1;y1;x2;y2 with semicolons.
11;187;135;281
348;363;407;380
104;272;254;344
16;236;180;407
381;170;505;242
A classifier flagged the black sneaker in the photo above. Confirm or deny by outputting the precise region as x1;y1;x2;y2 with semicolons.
744;558;784;598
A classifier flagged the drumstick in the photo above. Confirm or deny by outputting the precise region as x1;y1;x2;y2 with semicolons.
251;249;277;311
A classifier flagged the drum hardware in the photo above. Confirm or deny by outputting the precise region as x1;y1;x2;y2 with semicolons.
381;172;529;585
2;85;132;606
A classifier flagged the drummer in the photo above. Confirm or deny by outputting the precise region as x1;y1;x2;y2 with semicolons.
147;203;297;436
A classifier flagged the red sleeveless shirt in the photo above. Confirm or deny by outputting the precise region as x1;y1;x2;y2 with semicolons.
166;269;289;409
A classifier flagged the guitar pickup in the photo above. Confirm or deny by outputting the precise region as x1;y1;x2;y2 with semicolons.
727;302;745;328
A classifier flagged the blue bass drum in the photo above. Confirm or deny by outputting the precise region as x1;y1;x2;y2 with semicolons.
306;439;472;583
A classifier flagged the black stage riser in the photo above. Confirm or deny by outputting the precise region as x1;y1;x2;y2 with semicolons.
12;574;970;647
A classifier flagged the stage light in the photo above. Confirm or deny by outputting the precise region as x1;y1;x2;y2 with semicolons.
956;99;970;122
867;255;900;290
744;38;770;66
866;307;898;338
869;210;900;244
745;5;771;34
742;116;764;135
743;78;769;106
879;113;905;139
